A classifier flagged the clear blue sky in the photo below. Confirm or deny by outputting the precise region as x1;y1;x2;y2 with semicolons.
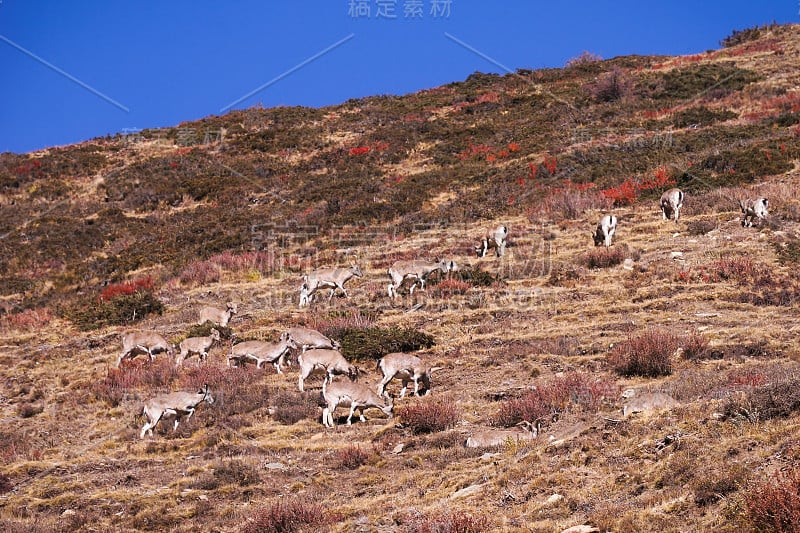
1;1;796;154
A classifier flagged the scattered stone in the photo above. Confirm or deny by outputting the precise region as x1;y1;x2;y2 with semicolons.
391;443;405;454
561;526;600;533
450;483;484;500
263;462;286;471
546;493;564;505
623;392;679;416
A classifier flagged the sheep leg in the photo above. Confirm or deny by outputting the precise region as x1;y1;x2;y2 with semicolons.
377;376;392;398
399;379;409;399
346;404;358;425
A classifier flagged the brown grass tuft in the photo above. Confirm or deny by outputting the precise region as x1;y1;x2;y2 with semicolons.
400;510;492;533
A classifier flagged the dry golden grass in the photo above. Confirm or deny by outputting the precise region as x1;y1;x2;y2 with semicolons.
5;175;800;531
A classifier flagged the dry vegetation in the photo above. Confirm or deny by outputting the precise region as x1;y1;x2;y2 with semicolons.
2;24;800;532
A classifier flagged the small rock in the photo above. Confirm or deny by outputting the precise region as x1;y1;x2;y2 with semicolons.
61;509;76;517
670;251;683;259
391;443;405;454
546;493;564;505
561;526;599;533
622;258;635;270
451;484;484;500
623;392;679;416
263;462;286;471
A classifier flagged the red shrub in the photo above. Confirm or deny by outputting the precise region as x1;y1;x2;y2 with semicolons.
397;397;459;434
601;179;637;206
727;369;768;388
241;498;342;533
544;155;557;175
336;445;371;470
1;308;53;331
607;328;679;377
93;358;180;406
100;276;155;302
746;468;800;532
495;372;617;426
428;279;470;299
681;331;711;360
179;364;270;420
585;247;627;268
348;146;370;156
179;260;220;285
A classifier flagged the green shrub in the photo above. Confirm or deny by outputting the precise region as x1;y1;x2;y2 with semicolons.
452;264;501;287
66;290;164;331
653;63;760;100
328;327;435;361
720;23;781;47
672;107;737;128
185;322;233;341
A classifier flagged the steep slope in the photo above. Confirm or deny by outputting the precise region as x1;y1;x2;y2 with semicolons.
1;23;800;532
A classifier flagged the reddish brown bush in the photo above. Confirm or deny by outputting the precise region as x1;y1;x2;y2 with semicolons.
336;445;371;470
100;276;155;301
723;371;800;422
179;364;270;421
192;459;261;490
397;397;459;434
532;186;610;221
0;429;33;463
428;278;471;298
241;498;342;533
681;331;711;361
269;390;320;425
585;247;627;269
179;260;220;286
746;468;800;532
586;66;632;102
0;473;13;495
0;308;53;332
495;372;617;426
566;50;602;68
607;328;679;377
712;255;761;281
92;358;179;406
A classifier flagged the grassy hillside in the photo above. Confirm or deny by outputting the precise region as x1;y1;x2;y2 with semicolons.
2;23;800;532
